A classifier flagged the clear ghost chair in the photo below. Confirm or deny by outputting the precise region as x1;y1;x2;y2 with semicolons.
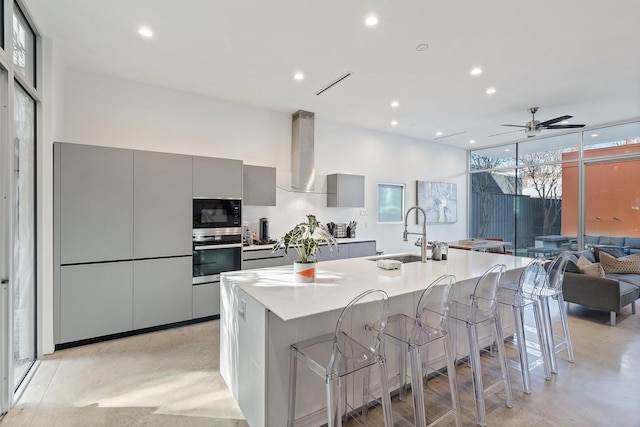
496;257;552;394
287;289;393;427
381;274;461;427
448;264;513;427
529;251;574;374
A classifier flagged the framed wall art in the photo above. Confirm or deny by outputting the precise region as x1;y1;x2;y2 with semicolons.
416;181;457;224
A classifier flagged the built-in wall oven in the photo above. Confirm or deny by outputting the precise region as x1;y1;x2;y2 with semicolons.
193;198;243;284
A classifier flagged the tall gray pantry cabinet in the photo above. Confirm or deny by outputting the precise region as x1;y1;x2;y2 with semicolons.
54;143;197;345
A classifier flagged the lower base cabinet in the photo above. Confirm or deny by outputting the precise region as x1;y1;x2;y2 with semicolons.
346;241;376;258
134;256;192;329
193;282;220;318
60;262;134;343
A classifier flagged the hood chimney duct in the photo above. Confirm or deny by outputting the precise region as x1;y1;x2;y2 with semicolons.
291;110;315;191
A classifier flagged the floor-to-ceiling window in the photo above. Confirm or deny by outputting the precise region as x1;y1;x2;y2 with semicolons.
0;1;40;415
469;120;639;256
12;82;35;392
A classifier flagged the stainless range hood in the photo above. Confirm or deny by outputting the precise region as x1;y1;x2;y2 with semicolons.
292;110;315;191
279;110;324;193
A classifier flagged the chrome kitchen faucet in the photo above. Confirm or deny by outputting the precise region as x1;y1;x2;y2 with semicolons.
403;206;428;263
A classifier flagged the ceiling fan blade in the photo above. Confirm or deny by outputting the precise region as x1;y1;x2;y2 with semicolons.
488;129;523;137
538;115;573;127
545;124;586;129
500;124;528;128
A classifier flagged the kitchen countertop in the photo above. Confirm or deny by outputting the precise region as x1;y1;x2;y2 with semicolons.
242;237;375;251
223;248;530;321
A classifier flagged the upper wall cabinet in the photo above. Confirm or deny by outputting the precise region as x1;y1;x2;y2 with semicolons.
193;156;243;199
57;143;134;264
134;151;192;258
327;173;365;207
243;165;276;206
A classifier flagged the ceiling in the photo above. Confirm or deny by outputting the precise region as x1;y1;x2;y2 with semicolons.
24;0;640;150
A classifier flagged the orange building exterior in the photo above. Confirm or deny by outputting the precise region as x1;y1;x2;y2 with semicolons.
562;144;640;238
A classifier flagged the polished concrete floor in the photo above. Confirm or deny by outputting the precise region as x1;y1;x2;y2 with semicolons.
2;302;640;426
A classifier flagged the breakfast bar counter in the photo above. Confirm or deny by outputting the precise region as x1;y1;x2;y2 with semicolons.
220;249;531;426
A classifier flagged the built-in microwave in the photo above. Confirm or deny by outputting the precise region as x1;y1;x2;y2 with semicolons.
193;198;242;234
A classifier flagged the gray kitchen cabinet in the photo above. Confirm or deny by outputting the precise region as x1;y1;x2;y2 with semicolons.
133;257;193;329
242;247;285;270
134;150;192;258
243;165;276;206
59;262;133;343
327;173;365;208
193;282;221;318
347;241;376;258
193;156;243;198
58;143;134;264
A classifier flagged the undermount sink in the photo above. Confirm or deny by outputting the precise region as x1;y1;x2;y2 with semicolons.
368;254;423;263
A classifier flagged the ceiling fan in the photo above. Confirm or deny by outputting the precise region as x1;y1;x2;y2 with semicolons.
491;107;585;138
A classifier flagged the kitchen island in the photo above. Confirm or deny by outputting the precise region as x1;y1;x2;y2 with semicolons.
220;249;531;426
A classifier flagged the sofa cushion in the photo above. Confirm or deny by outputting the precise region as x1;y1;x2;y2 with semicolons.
584;235;600;245
594;245;627;261
598;236;625;246
599;252;640;274
624;237;640;250
572;249;596;263
605;273;640;288
565;254;582;273
577;255;605;278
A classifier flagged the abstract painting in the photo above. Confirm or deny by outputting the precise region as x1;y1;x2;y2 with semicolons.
416;181;457;224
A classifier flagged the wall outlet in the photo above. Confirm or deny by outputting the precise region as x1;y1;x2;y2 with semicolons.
238;299;246;321
360;208;368;216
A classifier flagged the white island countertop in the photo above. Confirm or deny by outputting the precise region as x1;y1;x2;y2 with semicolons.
222;248;531;322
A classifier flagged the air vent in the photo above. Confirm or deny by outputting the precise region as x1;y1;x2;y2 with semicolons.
316;72;352;96
433;131;466;140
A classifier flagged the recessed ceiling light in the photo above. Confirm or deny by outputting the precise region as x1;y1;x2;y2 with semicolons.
293;72;305;81
591;133;598;137
505;148;511;152
470;67;483;76
138;26;153;38
390;100;399;108
391;120;398;126
485;87;497;95
365;15;379;26
469;139;476;144
435;131;443;136
416;43;429;51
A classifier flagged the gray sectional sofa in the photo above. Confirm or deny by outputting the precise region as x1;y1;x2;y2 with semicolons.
569;235;640;255
562;247;640;326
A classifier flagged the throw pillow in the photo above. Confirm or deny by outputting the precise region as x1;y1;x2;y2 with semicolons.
594;246;627;261
565;254;582;273
598;252;640;274
577;255;605;278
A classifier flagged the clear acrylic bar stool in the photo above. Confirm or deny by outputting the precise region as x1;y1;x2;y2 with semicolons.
448;264;513;427
381;274;461;427
496;257;552;394
287;289;394;427
532;251;574;373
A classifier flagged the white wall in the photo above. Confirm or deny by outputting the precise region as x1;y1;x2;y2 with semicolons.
41;68;468;352
39;38;66;354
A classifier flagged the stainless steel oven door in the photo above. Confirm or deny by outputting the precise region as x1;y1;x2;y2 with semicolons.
192;243;242;284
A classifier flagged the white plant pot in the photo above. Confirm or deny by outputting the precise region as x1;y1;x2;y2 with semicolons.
293;261;316;283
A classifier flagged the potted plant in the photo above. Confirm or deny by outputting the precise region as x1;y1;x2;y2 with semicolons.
272;214;338;282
